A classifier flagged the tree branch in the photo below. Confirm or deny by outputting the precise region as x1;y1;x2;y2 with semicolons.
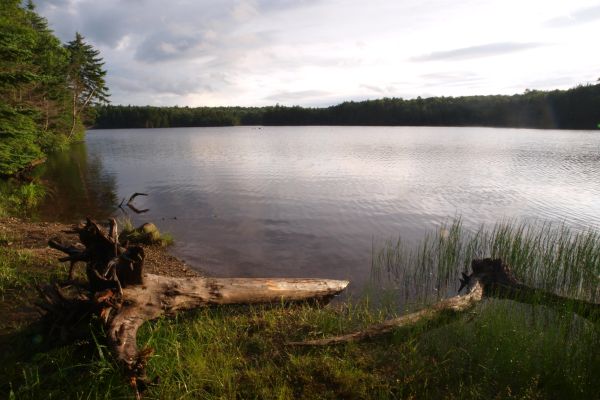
288;258;599;346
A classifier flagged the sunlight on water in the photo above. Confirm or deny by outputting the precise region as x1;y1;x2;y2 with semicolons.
38;126;600;290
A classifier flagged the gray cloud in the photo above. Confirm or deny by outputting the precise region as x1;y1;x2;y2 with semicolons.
522;75;592;90
412;42;545;62
359;84;385;94
265;90;331;104
135;31;211;62
37;0;74;7
545;4;600;27
419;72;483;87
33;0;598;107
80;8;130;47
256;0;322;13
108;63;223;97
358;84;402;95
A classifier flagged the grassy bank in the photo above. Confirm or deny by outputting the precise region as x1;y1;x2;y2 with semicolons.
0;180;46;218
0;220;598;399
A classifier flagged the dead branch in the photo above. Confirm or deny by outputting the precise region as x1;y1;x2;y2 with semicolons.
128;192;148;204
118;192;150;214
289;258;599;346
127;193;149;214
289;281;483;346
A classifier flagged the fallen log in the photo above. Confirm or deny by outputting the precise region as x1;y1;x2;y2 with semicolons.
289;258;599;346
107;275;348;373
44;217;349;398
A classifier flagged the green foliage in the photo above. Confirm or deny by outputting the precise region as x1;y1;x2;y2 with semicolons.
119;219;174;246
64;32;109;136
0;180;45;217
0;247;35;295
95;83;600;130
0;0;108;176
95;104;248;129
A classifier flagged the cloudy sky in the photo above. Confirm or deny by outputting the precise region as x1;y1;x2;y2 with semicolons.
37;0;600;107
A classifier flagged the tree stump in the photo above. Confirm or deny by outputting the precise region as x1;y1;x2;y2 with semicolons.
43;217;349;398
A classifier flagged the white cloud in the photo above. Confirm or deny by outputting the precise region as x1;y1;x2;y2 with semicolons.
35;0;600;106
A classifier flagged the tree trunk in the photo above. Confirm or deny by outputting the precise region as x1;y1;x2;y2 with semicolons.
69;90;77;137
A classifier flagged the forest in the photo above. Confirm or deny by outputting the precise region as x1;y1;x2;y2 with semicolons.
0;0;108;176
95;83;600;130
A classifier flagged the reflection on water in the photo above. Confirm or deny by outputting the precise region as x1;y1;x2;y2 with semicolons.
34;142;118;221
37;126;600;289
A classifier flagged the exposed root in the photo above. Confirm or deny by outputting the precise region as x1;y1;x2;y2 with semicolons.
42;217;349;398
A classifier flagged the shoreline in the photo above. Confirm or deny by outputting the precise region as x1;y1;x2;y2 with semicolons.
0;216;199;335
0;217;199;278
1;217;598;398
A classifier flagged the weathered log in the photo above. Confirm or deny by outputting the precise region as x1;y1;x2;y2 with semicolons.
45;217;349;398
107;274;349;371
290;258;599;346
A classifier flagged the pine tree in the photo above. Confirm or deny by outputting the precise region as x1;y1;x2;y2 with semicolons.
24;0;70;142
65;32;109;137
0;0;44;175
0;1;110;175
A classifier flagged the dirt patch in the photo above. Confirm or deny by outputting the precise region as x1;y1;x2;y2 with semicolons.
0;217;201;278
0;217;201;336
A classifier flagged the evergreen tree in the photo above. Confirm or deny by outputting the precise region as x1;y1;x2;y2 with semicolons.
0;0;44;175
0;1;109;175
65;32;109;137
24;0;70;144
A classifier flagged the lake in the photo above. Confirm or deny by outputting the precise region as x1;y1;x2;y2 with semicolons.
37;126;600;289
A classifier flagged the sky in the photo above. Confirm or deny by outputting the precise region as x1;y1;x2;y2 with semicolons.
36;0;600;107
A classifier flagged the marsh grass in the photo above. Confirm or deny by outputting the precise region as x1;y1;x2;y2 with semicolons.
371;220;600;308
1;221;599;399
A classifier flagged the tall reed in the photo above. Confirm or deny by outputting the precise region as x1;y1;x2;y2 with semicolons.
371;220;600;308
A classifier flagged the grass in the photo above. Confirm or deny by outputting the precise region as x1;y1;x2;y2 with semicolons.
2;301;598;399
119;217;174;247
0;181;46;218
371;220;600;308
0;220;599;399
0;247;34;296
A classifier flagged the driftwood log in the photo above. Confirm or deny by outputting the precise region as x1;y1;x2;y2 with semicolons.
43;218;349;398
290;258;600;346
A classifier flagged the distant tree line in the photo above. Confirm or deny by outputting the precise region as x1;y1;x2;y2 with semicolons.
95;83;600;131
0;0;108;176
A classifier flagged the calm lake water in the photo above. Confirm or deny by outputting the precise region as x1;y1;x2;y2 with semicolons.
36;126;600;288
